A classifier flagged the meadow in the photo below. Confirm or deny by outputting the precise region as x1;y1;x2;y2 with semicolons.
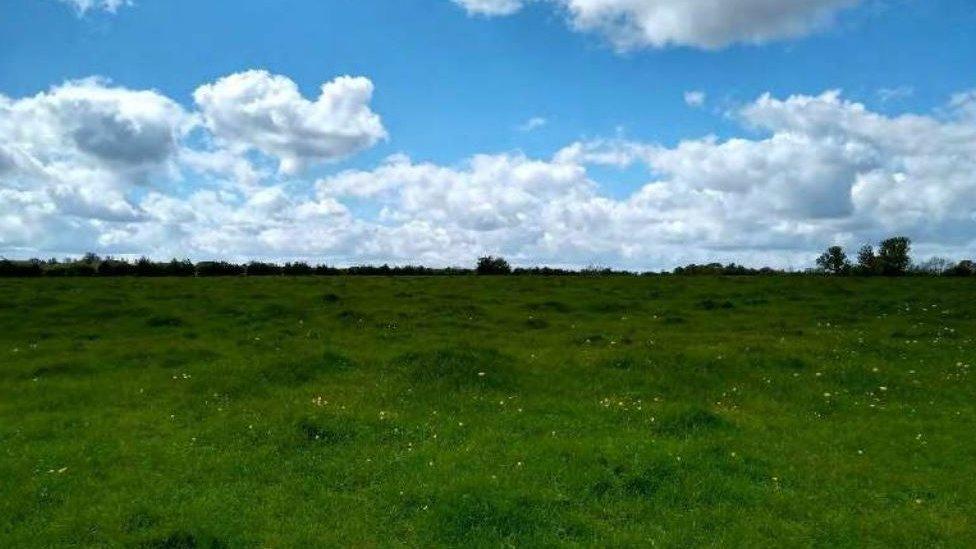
0;276;974;547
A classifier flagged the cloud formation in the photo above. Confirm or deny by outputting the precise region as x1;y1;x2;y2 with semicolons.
452;0;861;50
0;71;385;254
193;71;387;174
2;75;975;268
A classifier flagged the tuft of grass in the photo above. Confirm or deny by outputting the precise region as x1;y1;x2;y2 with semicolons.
321;293;341;303
653;407;731;437
139;531;227;549
394;347;516;391
525;317;550;329
297;417;360;445
146;315;185;328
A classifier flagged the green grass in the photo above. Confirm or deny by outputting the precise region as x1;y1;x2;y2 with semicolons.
1;276;974;546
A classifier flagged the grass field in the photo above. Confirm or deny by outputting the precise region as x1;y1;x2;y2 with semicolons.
1;276;974;547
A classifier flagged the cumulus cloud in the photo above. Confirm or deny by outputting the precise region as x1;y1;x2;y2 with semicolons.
0;71;386;256
3;78;976;268
453;0;860;50
0;78;189;230
193;70;387;174
0;78;188;174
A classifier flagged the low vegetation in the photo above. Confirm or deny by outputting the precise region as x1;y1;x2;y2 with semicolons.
1;275;974;545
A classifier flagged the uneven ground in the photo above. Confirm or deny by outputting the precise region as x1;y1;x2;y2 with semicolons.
0;276;974;547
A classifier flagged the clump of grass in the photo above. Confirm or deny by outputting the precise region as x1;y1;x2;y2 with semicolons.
146;315;185;328
27;362;92;379
158;348;222;369
394;347;515;391
574;333;606;346
525;317;549;329
586;301;632;314
598;355;650;371
297;417;359;445
122;510;157;534
336;310;367;323
429;491;587;545
255;303;297;320
139;531;227;549
525;300;572;313
698;299;735;310
653;407;731;437
622;464;680;498
260;350;357;386
321;350;356;372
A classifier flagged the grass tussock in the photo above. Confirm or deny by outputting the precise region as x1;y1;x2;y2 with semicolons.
394;347;516;391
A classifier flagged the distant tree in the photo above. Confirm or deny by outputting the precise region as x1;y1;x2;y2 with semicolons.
816;246;850;275
947;260;975;277
135;257;156;277
915;257;952;276
246;262;283;276
674;263;778;276
282;262;314;276
97;258;135;276
877;237;912;276
476;256;512;275
165;259;196;277
313;264;342;276
0;259;43;277
856;245;880;275
196;261;246;277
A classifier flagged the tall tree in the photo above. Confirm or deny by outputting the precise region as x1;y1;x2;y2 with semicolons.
816;246;850;275
877;237;912;276
857;245;879;275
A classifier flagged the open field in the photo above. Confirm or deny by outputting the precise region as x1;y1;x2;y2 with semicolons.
1;276;974;546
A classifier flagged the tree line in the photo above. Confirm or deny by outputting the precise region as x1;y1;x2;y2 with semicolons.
815;236;975;276
0;238;973;278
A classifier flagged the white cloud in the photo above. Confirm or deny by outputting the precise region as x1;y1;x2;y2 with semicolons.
453;0;527;16
0;78;190;231
193;70;387;174
3;78;976;268
517;116;548;132
58;0;132;14
0;78;188;175
877;86;914;103
684;90;706;108
0;71;386;257
949;90;976;122
454;0;860;50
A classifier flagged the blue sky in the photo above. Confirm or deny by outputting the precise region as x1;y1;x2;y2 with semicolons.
1;0;975;267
